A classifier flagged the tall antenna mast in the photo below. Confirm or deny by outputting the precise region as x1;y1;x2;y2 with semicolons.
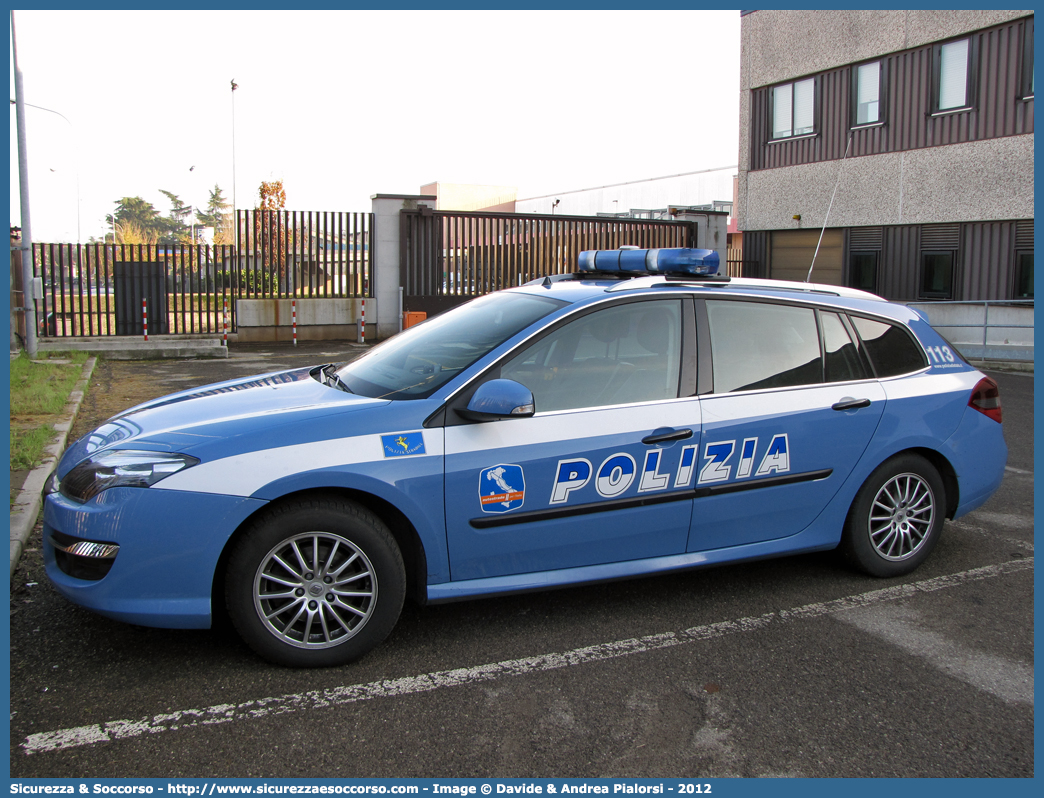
806;134;853;283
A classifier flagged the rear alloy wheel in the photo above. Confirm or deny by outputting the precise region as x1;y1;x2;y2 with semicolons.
226;498;405;667
841;454;945;577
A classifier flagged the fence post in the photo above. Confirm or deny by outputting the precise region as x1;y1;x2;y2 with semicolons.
370;193;437;340
982;301;989;353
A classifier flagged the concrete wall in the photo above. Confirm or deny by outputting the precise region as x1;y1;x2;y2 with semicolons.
743;135;1035;232
741;10;1031;91
235;298;371;343
908;302;1034;347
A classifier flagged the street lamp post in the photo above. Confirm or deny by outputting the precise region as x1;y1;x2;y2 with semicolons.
11;10;38;356
9;99;81;244
231;79;238;215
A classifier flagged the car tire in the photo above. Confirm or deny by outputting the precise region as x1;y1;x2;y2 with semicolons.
840;454;946;578
225;497;405;667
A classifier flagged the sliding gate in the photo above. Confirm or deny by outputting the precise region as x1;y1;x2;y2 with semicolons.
400;209;695;316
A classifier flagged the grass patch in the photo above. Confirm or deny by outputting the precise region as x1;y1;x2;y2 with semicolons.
9;351;88;479
10;352;85;415
10;424;56;471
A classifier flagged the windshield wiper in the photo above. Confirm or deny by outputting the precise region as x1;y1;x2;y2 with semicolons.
321;364;353;394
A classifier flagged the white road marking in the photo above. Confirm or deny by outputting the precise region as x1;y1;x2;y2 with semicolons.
837;604;1034;705
950;514;1035;552
21;558;1032;756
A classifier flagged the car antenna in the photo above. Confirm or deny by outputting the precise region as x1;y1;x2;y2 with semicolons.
806;133;853;283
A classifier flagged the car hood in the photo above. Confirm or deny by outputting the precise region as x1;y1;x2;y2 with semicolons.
57;366;391;477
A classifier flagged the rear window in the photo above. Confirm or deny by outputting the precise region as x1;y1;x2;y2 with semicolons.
850;316;928;378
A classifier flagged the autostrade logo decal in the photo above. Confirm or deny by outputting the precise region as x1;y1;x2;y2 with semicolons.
381;432;426;457
479;464;525;513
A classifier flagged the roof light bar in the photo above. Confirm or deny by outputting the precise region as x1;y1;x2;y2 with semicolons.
577;247;720;277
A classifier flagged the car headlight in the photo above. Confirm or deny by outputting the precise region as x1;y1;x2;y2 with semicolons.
57;450;200;502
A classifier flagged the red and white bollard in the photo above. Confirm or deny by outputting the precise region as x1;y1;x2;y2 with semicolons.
223;298;229;347
292;298;297;347
358;298;366;344
142;298;148;342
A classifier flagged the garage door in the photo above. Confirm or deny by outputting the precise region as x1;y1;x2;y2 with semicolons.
771;229;843;284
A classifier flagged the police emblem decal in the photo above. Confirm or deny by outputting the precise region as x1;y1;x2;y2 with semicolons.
479;464;526;513
381;432;426;458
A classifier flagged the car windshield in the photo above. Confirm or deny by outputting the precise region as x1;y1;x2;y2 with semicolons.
337;292;566;400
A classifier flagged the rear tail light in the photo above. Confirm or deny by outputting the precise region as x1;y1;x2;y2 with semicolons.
969;376;1002;423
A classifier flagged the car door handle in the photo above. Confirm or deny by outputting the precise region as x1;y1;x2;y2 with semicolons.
642;427;694;445
832;397;872;411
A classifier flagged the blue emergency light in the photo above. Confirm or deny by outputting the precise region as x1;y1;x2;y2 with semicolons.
577;247;720;277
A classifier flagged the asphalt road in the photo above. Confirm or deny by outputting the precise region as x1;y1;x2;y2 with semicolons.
8;347;1034;779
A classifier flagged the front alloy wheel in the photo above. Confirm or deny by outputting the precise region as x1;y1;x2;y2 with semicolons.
226;498;405;667
254;532;378;649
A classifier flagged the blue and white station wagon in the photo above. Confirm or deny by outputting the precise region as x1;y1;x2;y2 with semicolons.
43;249;1007;667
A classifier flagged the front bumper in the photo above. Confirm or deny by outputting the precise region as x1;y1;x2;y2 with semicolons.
43;486;266;629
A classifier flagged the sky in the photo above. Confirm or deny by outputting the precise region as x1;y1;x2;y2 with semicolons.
9;9;741;243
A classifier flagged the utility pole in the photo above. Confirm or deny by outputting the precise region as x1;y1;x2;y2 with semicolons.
231;79;238;214
12;11;38;356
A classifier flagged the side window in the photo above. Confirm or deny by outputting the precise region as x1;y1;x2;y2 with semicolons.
821;312;867;383
933;37;975;113
850;316;928;378
852;60;883;126
1021;17;1034;99
706;300;821;393
772;77;816;139
920;251;955;299
848;251;878;292
501;300;682;413
1014;252;1034;298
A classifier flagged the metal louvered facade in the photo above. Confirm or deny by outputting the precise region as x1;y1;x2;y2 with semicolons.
738;11;1034;302
748;16;1034;172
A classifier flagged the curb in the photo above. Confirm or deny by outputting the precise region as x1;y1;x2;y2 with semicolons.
9;356;97;578
38;336;229;360
969;359;1033;374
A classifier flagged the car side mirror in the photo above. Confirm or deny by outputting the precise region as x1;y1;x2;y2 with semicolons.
457;379;535;422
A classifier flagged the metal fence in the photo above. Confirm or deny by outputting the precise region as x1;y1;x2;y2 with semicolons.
907;299;1034;362
32;211;373;338
33;243;238;337
235;210;371;299
401;210;695;316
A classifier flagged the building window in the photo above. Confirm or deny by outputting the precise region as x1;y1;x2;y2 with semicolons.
1015;252;1033;298
772;77;815;139
920;252;955;299
934;37;975;112
848;252;878;292
1021;17;1034;99
853;61;882;126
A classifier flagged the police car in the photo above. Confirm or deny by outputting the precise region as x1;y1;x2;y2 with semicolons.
43;248;1007;667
